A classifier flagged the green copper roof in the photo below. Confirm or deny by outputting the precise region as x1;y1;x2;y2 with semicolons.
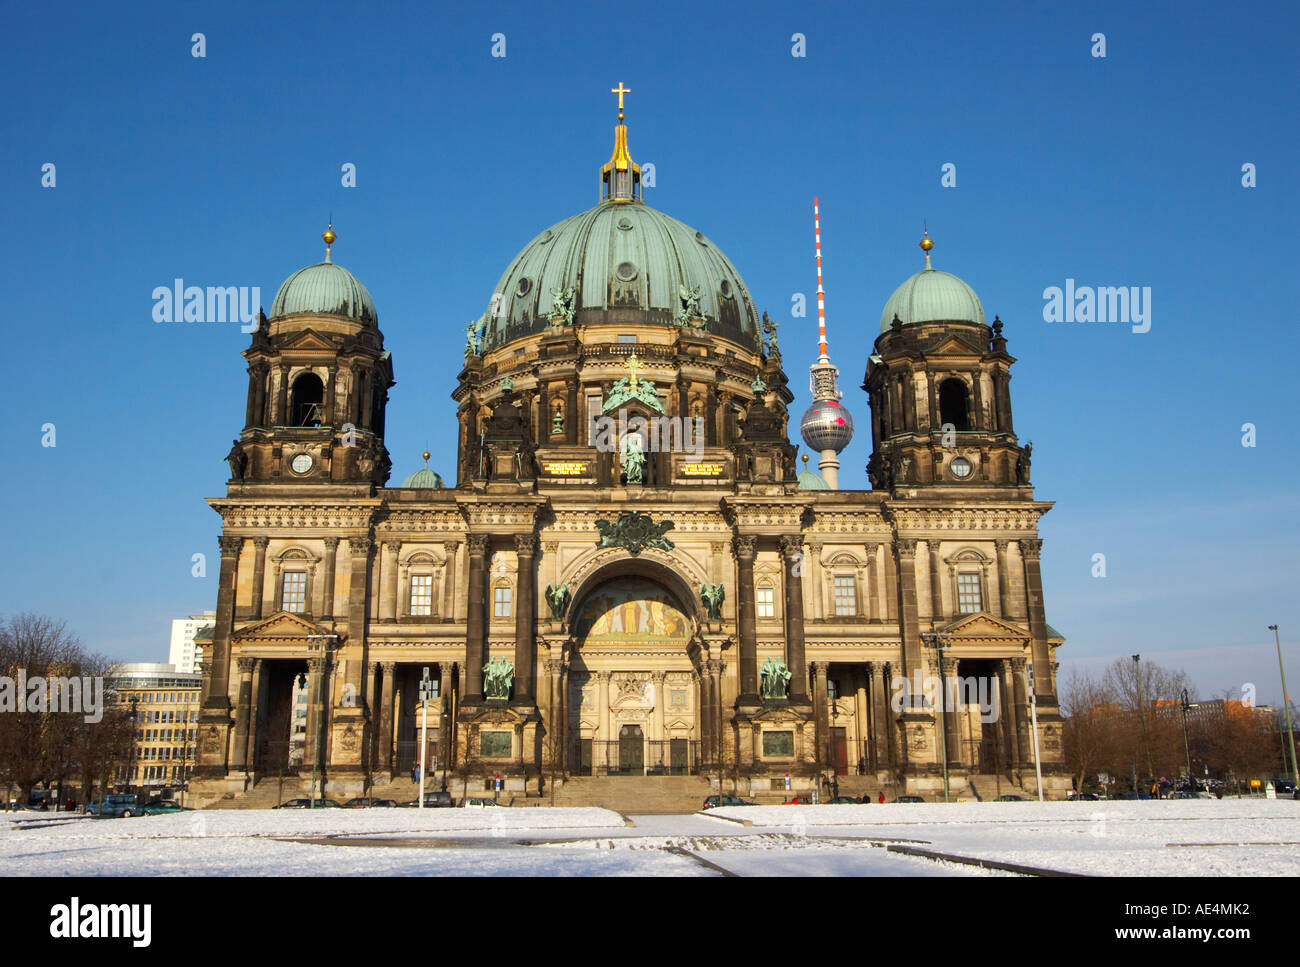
484;202;760;349
401;468;445;489
271;260;377;324
1045;623;1065;641
796;470;830;490
880;266;985;331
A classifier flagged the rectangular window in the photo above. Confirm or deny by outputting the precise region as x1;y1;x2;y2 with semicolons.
957;572;982;613
833;575;857;616
410;574;434;616
763;731;795;757
494;586;512;617
617;334;637;344
756;586;775;618
282;571;307;613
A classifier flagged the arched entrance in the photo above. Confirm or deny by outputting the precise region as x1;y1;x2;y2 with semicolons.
567;575;700;776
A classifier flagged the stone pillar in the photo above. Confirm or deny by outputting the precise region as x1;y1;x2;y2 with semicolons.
652;671;666;749
204;536;242;715
707;659;724;771
893;539;922;676
566;383;579;445
811;661;829;768
1010;656;1030;781
463;535;490;703
303;656;326;770
442;541;459;619
994;539;1012;618
250;537;269;620
940;656;962;769
870;662;889;774
380;541;399;622
779;535;809;703
807;541;824;621
378;661;395;774
231;657;255;771
344;537;371;694
544;659;563;770
882;541;898;621
928;540;945;621
853;675;869;773
733;536;759;704
275;365;289;426
971;372;986;431
1019;540;1053;701
558;657;570;773
997;659;1021;778
321;538;339;621
513;534;537;705
596;671;611;767
864;542;880;622
695;668;711;768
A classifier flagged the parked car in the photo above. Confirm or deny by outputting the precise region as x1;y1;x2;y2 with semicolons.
139;799;190;815
997;795;1028;802
459;797;502;808
701;795;755;809
273;798;341;809
826;796;859;804
1116;792;1151;800
782;794;814;805
894;795;925;803
400;792;456;808
1071;793;1100;801
87;794;139;818
343;797;398;809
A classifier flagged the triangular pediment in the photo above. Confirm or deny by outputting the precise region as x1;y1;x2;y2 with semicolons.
937;611;1031;642
281;329;336;352
231;611;337;643
929;334;985;357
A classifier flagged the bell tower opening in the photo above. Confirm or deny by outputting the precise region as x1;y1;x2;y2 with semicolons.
938;378;970;431
289;373;325;427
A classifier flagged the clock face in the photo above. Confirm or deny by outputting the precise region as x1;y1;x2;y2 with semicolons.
949;456;973;479
290;453;313;474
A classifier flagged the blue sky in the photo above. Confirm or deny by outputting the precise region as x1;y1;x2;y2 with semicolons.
1;0;1296;706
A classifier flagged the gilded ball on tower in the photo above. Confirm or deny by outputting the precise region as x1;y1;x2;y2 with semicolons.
919;234;934;252
323;227;337;246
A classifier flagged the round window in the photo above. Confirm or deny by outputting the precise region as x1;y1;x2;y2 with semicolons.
516;277;532;297
538;229;553;243
615;261;638;282
617;216;634;231
949;456;973;479
719;279;732;298
695;231;707;245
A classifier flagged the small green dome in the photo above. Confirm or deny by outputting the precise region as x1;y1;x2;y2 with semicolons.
484;202;760;349
402;468;445;489
880;266;985;332
271;260;377;324
796;470;830;490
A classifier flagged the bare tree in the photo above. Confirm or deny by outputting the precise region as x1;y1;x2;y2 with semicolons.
1060;668;1116;792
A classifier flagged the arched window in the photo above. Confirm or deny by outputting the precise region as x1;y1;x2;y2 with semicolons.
290;373;325;427
938;378;970;431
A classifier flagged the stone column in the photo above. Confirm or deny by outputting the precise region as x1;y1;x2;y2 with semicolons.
204;536;242;715
997;659;1021;777
320;537;338;621
971;372;986;431
994;539;1012;618
870;662;889;774
250;537;269;620
694;668;711;768
513;534;537;705
442;541;459;619
463;535;490;703
779;535;809;703
344;537;372;694
378;661;395;774
853;675;869;773
811;661;829;768
275;364;289;426
733;536;759;704
807;541;824;621
596;671;611;768
303;656;326;770
544;659;563;770
231;657;255;771
893;539;922;676
1019;540;1053;701
864;542;880;622
566;383;579;445
652;671;666;750
1010;656;1030;781
939;656;962;769
882;542;898;621
380;541;399;622
928;540;945;621
707;659;724;770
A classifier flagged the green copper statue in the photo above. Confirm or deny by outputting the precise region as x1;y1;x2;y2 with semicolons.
760;657;792;699
544;582;571;619
700;582;725;620
483;656;514;700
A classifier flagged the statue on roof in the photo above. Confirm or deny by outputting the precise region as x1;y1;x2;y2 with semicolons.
762;311;780;355
465;315;485;356
550;285;576;327
675;284;705;328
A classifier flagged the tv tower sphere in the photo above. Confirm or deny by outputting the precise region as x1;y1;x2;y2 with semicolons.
800;398;854;453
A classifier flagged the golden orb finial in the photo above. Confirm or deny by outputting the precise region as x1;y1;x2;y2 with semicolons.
801;453;809;465
323;222;336;262
422;450;431;465
920;225;933;269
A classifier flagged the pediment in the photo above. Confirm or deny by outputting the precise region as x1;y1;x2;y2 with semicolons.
752;704;807;724
231;611;337;644
938;611;1031;642
665;718;693;731
929;333;985;357
281;329;336;352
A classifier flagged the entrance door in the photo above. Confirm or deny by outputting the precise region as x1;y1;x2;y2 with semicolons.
578;738;592;776
670;738;688;775
831;727;848;776
618;724;644;775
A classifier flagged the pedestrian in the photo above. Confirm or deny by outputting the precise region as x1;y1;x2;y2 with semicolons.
857;756;866;776
878;791;885;804
831;773;839;799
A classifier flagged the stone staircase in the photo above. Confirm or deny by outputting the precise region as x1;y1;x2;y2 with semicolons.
547;775;716;814
205;777;307;809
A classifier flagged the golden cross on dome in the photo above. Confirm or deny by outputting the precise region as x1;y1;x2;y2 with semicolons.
611;82;631;118
625;351;641;387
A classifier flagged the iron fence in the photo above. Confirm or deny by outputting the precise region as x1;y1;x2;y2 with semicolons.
574;739;700;776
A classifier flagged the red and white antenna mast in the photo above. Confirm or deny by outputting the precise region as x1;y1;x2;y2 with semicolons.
814;196;830;364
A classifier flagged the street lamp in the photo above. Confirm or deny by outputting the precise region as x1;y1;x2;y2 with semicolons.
417;667;435;809
305;633;340;808
921;631;952;803
1027;660;1044;802
1269;625;1299;786
1180;688;1199;786
1133;654;1154;789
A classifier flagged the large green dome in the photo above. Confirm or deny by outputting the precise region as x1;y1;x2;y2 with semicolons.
880;265;985;332
483;202;760;349
271;260;377;325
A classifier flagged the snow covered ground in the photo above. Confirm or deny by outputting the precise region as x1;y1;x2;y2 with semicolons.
2;799;1295;876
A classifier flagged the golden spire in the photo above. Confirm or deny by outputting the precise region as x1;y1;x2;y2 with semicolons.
611;82;631;120
422;450;431;468
920;224;933;269
323;221;336;263
601;82;641;202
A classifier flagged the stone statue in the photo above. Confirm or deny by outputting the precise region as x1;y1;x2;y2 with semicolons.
621;433;646;484
551;403;564;435
544;582;571;619
465;316;485;356
761;311;780;355
226;440;247;481
751;374;767;394
483;657;514;700
700;582;725;620
760;658;792;700
550;285;576;327
675;284;704;328
1016;440;1032;484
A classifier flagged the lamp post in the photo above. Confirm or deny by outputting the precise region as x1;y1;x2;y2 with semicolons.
1133;654;1154;788
1027;660;1044;801
305;633;340;808
179;691;193;809
1180;689;1198;785
1269;625;1299;786
127;697;139;797
418;667;434;809
921;631;951;803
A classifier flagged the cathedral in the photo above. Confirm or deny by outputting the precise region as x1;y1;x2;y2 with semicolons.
191;88;1069;807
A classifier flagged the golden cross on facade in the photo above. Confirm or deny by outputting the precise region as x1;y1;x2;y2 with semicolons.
625;351;641;387
611;82;631;117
